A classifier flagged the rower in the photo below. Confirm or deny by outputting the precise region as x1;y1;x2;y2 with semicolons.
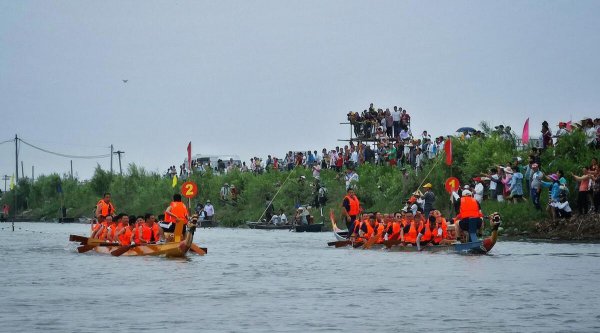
132;216;145;245
430;210;450;245
95;192;115;220
106;214;123;242
342;188;361;239
357;214;376;242
386;212;402;241
401;212;418;246
161;194;189;241
414;211;431;250
455;189;484;242
141;213;162;244
93;215;113;240
116;216;135;245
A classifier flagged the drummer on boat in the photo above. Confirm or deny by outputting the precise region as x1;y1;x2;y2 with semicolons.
160;194;190;239
455;189;484;242
95;192;115;219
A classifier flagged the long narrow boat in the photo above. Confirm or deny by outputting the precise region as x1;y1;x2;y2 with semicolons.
246;221;292;230
327;210;501;254
295;223;324;232
69;220;206;258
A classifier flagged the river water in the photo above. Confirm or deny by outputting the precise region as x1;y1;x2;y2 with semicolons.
1;222;599;333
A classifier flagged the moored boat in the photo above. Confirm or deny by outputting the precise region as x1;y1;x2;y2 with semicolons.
295;223;324;232
246;221;292;230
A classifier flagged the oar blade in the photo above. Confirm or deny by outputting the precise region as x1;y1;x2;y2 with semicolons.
70;234;88;243
190;243;206;255
77;244;97;253
111;245;133;257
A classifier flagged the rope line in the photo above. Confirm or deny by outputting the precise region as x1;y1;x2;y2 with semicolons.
18;138;111;159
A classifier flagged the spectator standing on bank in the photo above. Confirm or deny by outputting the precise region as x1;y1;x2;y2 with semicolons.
530;163;544;210
392;106;401;138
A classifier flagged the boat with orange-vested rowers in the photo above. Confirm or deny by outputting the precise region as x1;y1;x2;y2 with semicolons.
327;210;501;254
69;218;206;258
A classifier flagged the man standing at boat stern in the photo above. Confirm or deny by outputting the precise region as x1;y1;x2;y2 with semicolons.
342;188;361;237
161;194;189;236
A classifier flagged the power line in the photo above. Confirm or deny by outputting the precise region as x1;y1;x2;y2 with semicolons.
0;139;13;145
18;138;111;159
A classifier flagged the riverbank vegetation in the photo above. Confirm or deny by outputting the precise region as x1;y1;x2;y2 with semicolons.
1;128;598;238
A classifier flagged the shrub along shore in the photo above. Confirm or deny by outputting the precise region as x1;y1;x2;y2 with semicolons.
1;128;598;240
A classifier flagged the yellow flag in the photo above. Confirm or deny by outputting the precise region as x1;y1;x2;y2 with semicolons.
172;175;178;188
9;175;15;190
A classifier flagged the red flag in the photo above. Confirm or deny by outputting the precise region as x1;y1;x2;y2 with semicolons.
522;118;530;145
444;139;452;166
187;142;192;171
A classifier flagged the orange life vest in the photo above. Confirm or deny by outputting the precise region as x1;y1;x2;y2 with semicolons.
119;226;133;245
141;223;161;243
387;222;401;240
344;195;360;216
404;222;418;243
132;224;143;244
375;222;385;242
419;220;432;242
165;201;188;224
97;200;115;217
457;197;483;220
361;220;374;240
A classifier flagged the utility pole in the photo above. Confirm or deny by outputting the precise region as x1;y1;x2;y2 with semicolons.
21;161;24;180
110;144;114;174
2;175;8;192
15;134;18;182
114;150;125;175
70;160;73;179
32;166;34;182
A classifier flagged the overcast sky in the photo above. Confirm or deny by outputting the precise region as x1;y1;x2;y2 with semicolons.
1;1;599;181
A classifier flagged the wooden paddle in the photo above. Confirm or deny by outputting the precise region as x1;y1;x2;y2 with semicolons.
190;243;207;255
362;232;383;249
334;240;352;248
70;234;88;243
111;244;135;257
77;244;98;253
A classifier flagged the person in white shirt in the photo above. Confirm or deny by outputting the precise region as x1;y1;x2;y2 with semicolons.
312;163;321;180
473;177;485;203
345;169;359;190
392;106;401;138
280;210;288;225
551;194;572;219
203;200;215;221
350;149;359;166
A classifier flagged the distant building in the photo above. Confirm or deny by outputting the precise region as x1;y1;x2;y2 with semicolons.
186;154;242;169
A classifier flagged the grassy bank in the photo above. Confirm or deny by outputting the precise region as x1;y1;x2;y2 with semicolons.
1;130;598;236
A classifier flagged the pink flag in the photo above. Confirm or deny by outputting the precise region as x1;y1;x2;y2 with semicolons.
187;142;192;171
566;121;572;132
522;118;530;145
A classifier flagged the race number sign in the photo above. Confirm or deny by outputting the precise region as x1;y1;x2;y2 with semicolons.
181;181;199;198
444;177;460;193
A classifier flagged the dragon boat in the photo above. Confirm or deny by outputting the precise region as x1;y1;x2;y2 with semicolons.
69;219;206;258
327;210;500;254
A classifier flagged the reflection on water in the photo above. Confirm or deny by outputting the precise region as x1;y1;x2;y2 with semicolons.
1;222;600;332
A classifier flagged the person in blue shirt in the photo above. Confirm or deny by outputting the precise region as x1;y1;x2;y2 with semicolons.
542;173;561;220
